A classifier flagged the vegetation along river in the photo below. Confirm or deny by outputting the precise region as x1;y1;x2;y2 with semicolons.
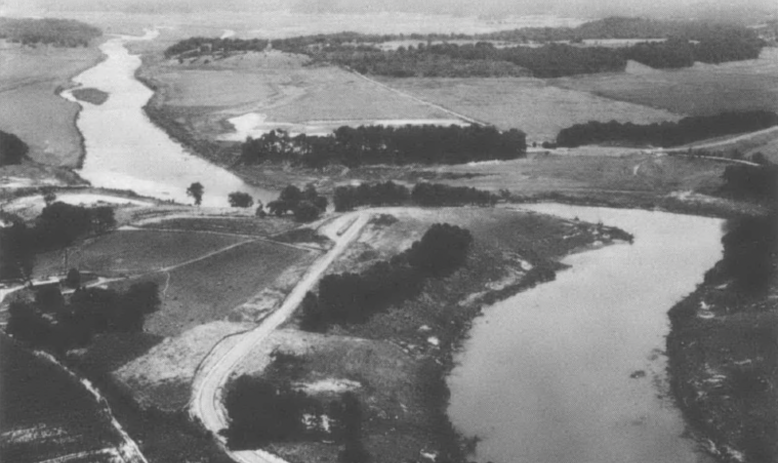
62;31;275;207
448;204;724;463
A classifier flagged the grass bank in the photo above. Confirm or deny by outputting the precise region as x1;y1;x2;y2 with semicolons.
240;207;632;463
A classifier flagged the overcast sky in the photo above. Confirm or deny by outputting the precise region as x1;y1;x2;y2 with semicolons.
2;0;775;20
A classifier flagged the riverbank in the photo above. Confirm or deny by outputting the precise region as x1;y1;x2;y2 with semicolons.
666;250;777;462
236;207;632;463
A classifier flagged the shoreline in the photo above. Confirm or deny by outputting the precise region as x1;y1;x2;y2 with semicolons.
55;36;111;172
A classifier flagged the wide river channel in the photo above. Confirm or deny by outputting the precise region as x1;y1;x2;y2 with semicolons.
62;31;275;207
448;204;723;463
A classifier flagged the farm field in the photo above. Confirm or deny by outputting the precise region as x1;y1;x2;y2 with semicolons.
32;229;249;278
0;335;121;463
110;239;314;337
139;51;460;142
425;152;726;195
0;43;104;166
376;76;680;143
552;48;778;116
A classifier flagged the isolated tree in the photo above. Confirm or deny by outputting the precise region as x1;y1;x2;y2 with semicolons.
228;191;254;208
0;220;34;281
0;130;28;166
255;201;266;218
65;268;81;289
299;291;326;332
186;182;204;206
42;187;57;205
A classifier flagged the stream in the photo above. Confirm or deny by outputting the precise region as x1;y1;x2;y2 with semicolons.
448;204;723;463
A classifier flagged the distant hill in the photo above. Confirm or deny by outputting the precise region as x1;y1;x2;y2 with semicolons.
0;17;101;47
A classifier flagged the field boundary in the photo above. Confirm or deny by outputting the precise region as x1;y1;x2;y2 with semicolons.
344;68;488;126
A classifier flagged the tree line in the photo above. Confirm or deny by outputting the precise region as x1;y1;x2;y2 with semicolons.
223;373;367;462
0;130;28;166
268;19;763;78
0;18;101;48
7;280;160;353
239;125;527;168
267;185;328;222
333;181;497;212
720;163;778;204
1;200;116;281
163;37;270;59
301;223;473;331
555;111;778;148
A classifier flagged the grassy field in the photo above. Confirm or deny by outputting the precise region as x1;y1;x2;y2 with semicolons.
552;48;778;117
438;153;725;193
0;42;103;166
139;50;456;142
377;77;680;142
110;239;313;337
0;335;121;463
33;229;250;278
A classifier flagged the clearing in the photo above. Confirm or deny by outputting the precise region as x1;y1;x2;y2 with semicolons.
377;77;680;143
552;48;778;117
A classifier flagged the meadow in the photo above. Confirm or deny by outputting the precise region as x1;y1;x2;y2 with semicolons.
377;77;680;143
110;239;312;337
32;229;249;278
140;50;459;143
552;49;778;116
0;42;103;166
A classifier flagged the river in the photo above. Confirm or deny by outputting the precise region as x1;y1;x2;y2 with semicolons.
448;204;723;463
62;31;275;207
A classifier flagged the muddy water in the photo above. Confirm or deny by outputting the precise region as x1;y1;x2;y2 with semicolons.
63;31;275;207
448;204;723;463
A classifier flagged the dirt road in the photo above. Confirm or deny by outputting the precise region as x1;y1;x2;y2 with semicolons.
676;125;778;152
189;211;370;463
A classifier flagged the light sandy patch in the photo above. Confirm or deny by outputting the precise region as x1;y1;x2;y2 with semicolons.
293;378;362;394
115;321;252;388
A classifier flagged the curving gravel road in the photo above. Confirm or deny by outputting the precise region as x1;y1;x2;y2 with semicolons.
189;212;370;463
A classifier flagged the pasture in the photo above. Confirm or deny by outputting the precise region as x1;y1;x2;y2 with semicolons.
142;51;458;141
0;43;103;166
32;229;249;278
552;48;778;116
378;77;680;143
110;239;313;337
432;153;726;196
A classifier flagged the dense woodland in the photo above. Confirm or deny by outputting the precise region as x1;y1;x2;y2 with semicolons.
164;17;764;77
720;163;778;204
163;36;269;59
0;201;116;281
240;125;526;167
7;281;160;353
555;111;778;148
224;373;364;453
0;18;101;47
0;131;28;166
333;182;497;212
300;223;473;330
264;18;764;77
